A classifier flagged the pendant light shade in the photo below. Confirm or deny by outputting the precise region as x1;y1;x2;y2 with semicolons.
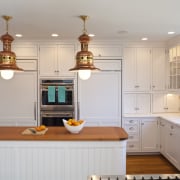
69;15;100;80
0;15;23;80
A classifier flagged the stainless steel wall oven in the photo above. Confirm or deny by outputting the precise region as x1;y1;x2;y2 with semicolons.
40;79;74;126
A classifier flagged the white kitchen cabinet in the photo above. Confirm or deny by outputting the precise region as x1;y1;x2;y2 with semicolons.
141;118;159;152
152;48;167;91
12;44;38;59
169;46;180;89
123;93;151;114
0;60;37;126
159;119;167;156
123;117;159;153
160;120;180;170
123;118;140;152
88;44;122;59
78;60;122;126
152;93;180;113
123;47;151;92
39;44;75;77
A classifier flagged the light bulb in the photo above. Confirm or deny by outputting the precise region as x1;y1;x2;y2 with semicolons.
78;70;91;80
1;70;14;80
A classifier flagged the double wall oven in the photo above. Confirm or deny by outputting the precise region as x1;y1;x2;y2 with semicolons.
40;79;74;126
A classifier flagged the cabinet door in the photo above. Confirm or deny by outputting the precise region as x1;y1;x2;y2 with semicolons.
123;48;137;91
78;69;121;126
166;94;180;112
165;123;180;170
39;45;58;76
12;44;38;59
136;48;151;91
159;120;167;155
123;94;136;114
141;118;159;152
152;48;166;91
136;94;150;114
123;94;150;114
58;45;75;77
89;45;122;59
152;94;166;113
0;72;37;126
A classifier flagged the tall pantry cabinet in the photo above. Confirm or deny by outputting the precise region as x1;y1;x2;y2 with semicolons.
122;46;167;153
0;44;38;126
78;45;122;126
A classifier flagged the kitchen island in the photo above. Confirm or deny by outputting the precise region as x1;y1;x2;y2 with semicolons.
0;126;128;180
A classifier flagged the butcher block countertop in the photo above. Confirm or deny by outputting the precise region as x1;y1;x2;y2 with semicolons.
0;126;128;141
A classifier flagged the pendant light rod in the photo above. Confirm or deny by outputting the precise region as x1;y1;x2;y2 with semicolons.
79;15;89;34
2;15;12;33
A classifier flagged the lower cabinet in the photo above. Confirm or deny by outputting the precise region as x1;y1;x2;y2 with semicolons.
123;117;159;153
159;119;180;170
141;118;160;152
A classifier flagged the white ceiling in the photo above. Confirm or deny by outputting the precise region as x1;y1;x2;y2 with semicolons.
0;0;180;42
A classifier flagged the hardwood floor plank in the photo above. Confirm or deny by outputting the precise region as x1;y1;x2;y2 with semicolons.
126;155;180;174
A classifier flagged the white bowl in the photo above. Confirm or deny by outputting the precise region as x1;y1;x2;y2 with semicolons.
63;119;85;134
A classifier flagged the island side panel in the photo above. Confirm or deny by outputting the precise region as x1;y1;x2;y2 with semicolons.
0;140;127;180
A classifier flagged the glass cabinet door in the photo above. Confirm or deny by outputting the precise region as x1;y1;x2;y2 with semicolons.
169;46;180;89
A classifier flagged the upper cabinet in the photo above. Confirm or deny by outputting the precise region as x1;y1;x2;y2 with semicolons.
123;47;167;92
88;44;122;59
123;47;151;92
12;44;38;59
152;93;180;113
123;93;151;114
39;44;76;77
169;46;180;89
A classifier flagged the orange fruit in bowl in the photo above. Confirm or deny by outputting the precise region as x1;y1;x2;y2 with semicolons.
40;125;46;130
35;125;46;131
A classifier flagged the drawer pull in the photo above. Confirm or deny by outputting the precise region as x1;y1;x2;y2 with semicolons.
129;144;134;148
129;135;134;139
129;120;134;123
129;127;134;130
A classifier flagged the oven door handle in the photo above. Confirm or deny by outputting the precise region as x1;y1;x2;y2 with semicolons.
34;102;37;121
41;113;73;117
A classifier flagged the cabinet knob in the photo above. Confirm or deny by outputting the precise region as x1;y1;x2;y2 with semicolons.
170;133;173;136
129;144;134;148
152;85;155;88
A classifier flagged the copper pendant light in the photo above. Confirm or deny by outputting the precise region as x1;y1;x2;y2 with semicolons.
0;15;23;80
69;15;100;80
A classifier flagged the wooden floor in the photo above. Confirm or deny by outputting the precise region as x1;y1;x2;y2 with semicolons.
126;154;180;174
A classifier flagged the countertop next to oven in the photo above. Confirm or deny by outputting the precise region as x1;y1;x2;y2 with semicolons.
0;126;128;141
123;113;180;126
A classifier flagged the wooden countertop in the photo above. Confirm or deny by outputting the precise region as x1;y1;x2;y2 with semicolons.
0;126;128;141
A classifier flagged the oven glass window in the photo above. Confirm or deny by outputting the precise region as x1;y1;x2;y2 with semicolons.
42;88;73;105
42;116;72;126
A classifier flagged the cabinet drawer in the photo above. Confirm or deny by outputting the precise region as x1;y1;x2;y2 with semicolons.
124;125;139;133
128;133;139;141
127;142;140;152
124;119;139;125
